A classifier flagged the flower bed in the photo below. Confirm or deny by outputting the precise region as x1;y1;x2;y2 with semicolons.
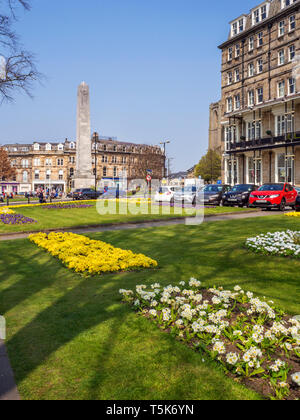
42;203;94;210
29;232;158;275
0;213;37;225
246;231;300;258
0;206;15;215
286;212;300;218
120;280;300;400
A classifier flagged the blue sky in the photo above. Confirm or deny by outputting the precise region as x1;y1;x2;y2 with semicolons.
0;0;258;172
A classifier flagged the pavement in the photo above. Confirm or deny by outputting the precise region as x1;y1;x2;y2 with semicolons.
0;340;20;401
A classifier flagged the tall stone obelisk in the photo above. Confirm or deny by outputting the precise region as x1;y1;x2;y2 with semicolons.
74;82;94;189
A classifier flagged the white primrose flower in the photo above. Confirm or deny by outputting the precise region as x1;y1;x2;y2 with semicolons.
291;372;300;387
213;341;226;355
149;309;157;317
226;352;239;365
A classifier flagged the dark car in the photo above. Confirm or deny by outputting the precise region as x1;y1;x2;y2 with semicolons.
222;184;258;208
73;189;101;200
295;187;300;212
203;184;231;206
100;188;127;199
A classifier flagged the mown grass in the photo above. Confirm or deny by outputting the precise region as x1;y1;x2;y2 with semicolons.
0;201;255;234
0;215;299;400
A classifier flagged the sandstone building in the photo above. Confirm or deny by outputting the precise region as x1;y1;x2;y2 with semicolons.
0;137;165;194
211;0;300;186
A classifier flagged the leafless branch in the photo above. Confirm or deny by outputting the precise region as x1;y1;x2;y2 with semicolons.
0;0;40;103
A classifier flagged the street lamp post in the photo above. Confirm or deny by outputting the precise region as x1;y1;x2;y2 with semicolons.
93;132;99;193
160;140;170;178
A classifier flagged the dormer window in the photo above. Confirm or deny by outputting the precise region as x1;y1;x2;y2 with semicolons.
58;143;64;151
252;3;269;26
70;142;75;149
46;143;52;151
281;0;297;9
231;17;246;38
33;143;40;151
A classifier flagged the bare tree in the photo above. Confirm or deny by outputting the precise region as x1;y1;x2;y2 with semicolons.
0;0;40;103
132;147;165;180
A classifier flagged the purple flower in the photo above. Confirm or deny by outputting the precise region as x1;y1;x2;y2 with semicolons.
0;214;37;225
42;204;93;210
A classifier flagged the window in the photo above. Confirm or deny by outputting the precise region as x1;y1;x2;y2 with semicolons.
278;49;285;65
247;122;256;141
22;159;29;168
103;167;107;177
234;68;240;82
257;88;263;103
277;154;286;183
248;90;255;106
286;114;295;132
252;4;268;25
102;155;108;163
248;158;255;183
70;142;75;149
227;97;233;112
228;47;233;61
234;94;240;110
46;170;51;180
23;171;28;182
59;170;63;180
231;18;245;37
33;143;40;151
289;15;296;31
57;159;64;166
235;44;240;58
33;158;40;167
248;63;254;77
257;58;263;73
249;36;254;51
281;0;297;9
289;45;295;61
279;21;285;36
224;126;238;151
45;143;52;151
58;144;64;151
257;32;263;47
227;72;233;85
113;167;117;177
276;115;286;135
288;77;296;95
70;168;74;177
278;81;285;98
34;170;39;180
45;158;52;166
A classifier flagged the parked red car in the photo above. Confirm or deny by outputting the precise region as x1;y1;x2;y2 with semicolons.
249;183;297;211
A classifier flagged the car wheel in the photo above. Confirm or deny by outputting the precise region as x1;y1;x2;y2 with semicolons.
279;199;286;212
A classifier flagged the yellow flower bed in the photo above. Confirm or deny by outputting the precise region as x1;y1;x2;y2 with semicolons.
29;232;158;275
0;207;15;215
285;212;300;217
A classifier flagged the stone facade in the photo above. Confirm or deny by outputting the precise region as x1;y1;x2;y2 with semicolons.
213;0;300;186
74;82;94;189
0;138;165;194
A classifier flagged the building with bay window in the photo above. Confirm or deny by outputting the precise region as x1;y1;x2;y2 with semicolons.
209;0;300;186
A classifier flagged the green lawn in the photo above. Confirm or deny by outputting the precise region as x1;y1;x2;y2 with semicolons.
0;215;299;400
0;201;255;234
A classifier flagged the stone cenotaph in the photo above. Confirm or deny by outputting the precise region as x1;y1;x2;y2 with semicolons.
74;82;94;190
